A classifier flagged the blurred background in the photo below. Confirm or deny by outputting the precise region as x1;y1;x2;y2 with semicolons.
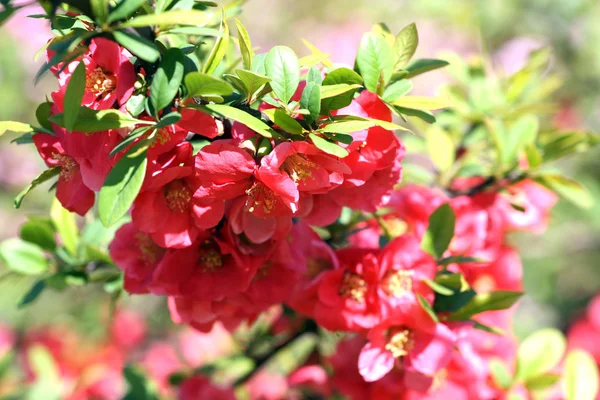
0;0;599;369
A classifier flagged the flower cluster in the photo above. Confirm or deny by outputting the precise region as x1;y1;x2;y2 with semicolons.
2;0;599;398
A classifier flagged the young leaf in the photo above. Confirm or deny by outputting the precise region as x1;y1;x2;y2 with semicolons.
322;120;374;134
184;72;233;98
203;15;229;75
320;84;362;99
423;279;454;296
63;62;86;132
90;0;109;23
394;23;418;69
382;79;413;102
107;0;147;24
405;58;449;78
234;69;271;99
356;32;393;93
309;133;349;158
516;329;566;382
193;104;277;138
151;48;185;114
235;18;253;70
49;107;143;132
393;106;436;124
449;291;523;321
112;30;160;63
98;143;148;227
50;199;79;256
563;350;599;400
391;96;453;111
300;67;322;123
265;46;300;105
489;358;514;390
118;10;211;28
266;109;303;134
425;126;455;172
535;173;593;209
0;121;35;136
0;238;48;275
14;167;60;209
421;203;455;258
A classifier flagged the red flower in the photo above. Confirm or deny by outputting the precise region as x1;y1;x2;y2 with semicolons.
178;376;236;400
377;235;437;319
132;142;207;248
358;308;455;385
151;227;262;301
109;223;166;294
177;103;221;138
169;296;256;333
33;133;94;215
314;249;381;331
57;37;135;110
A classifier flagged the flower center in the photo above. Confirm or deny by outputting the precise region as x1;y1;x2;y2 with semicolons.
245;181;277;214
381;269;414;297
385;328;414;358
282;154;316;183
307;258;330;278
86;67;117;96
134;233;163;265
152;128;171;147
164;180;191;213
53;153;77;181
338;271;367;303
198;241;224;272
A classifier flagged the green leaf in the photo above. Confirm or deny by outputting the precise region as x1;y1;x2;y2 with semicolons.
423;279;454;296
323;67;363;86
113;31;160;63
393;106;436;123
0;121;34;136
417;294;439;322
194;104;277;138
155;112;181;128
123;365;160;400
489;358;514;390
309;133;348;158
19;220;56;252
320;84;362;99
300;67;322;123
563;350;599;400
438;255;484;266
36;102;53;131
235;18;253;70
516;328;566;381
151;48;185;114
391;96;453;111
50;199;79;256
502;115;538;167
90;0;109;23
184;72;233;98
535;174;593;209
265;109;303;134
265;46;300;105
405;58;449;78
471;321;504;335
19;281;47;308
107;0;147;23
110;126;153;157
434;273;471;292
394;22;418;69
119;10;211;28
356;32;393;93
98;143;148;227
126;94;146;117
203;15;229;75
49;107;143;132
14;167;60;209
526;374;561;392
382;79;412;102
425;126;455;172
321;120;374;134
263;333;318;376
161;27;223;37
0;238;48;275
449;291;523;321
234;69;271;98
62;62;86;132
541;131;599;163
421;203;455;258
